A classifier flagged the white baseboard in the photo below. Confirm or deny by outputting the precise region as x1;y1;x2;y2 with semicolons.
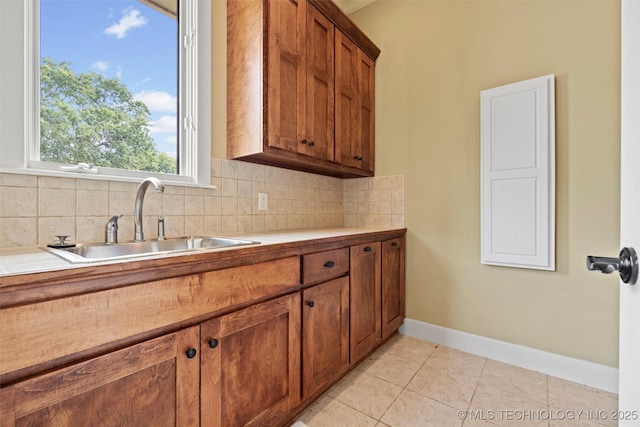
399;318;618;394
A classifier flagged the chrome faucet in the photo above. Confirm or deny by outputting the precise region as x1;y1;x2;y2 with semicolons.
134;177;165;242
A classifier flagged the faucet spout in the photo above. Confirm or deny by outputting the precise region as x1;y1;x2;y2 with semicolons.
134;177;164;242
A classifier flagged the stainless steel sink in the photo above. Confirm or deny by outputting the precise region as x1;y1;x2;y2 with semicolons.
46;236;260;263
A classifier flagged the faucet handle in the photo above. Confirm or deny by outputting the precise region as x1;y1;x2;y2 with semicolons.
105;214;123;244
106;214;123;229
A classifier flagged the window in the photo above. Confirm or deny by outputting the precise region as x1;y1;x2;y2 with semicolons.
0;0;211;186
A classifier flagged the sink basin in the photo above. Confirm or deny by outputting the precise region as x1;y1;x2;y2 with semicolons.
46;236;260;263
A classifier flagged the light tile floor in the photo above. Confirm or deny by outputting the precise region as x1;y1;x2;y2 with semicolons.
294;335;618;427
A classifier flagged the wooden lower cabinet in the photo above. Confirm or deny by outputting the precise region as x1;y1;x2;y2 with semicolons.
349;241;382;363
200;293;301;427
4;327;200;427
302;276;349;398
0;232;405;427
381;237;406;340
349;238;406;364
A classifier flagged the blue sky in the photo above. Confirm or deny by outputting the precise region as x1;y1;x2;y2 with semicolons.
40;0;178;158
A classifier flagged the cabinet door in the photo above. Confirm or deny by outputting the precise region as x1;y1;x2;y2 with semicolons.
349;242;381;363
356;49;375;172
304;5;334;161
335;30;359;168
382;237;406;340
7;327;200;427
335;32;375;173
302;277;349;398
200;293;301;427
267;0;307;154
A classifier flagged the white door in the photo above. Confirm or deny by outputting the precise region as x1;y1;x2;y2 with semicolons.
619;0;640;422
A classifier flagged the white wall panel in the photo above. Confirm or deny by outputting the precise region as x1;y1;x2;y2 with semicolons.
481;75;555;270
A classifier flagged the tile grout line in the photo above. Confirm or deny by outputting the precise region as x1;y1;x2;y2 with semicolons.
462;357;488;426
546;374;550;427
375;348;432;424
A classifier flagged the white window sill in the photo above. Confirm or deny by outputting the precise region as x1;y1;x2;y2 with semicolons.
0;167;217;190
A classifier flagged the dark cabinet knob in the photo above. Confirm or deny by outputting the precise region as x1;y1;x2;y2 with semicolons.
309;141;315;147
185;348;197;359
323;260;335;268
364;246;372;252
301;139;308;145
306;300;315;308
208;339;219;349
391;242;399;247
353;156;363;161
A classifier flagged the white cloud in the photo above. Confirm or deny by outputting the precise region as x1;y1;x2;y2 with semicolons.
134;90;177;113
158;136;178;159
115;66;123;79
104;9;148;39
148;115;177;135
136;77;151;86
92;60;109;72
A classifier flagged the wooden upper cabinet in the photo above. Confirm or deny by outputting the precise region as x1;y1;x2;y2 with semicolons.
266;0;307;155
335;31;359;169
200;293;301;427
227;0;380;178
6;327;200;427
336;31;361;167
356;50;375;172
336;35;375;173
304;6;335;161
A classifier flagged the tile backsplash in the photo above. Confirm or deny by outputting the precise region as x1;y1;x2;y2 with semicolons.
0;158;404;248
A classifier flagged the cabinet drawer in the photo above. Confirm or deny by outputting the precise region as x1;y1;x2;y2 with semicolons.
302;248;349;284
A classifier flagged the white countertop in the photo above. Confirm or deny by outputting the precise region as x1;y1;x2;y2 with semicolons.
0;227;405;277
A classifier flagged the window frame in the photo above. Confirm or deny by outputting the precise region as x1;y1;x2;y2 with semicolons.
0;0;211;187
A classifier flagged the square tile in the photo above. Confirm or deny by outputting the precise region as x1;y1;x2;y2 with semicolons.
0;218;37;247
39;188;76;217
297;396;378;427
0;187;37;217
548;376;617;412
477;360;548;405
469;360;549;427
381;389;463;427
0;173;37;187
407;346;485;409
327;370;403;419
357;349;422;387
548;376;617;427
380;335;437;364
